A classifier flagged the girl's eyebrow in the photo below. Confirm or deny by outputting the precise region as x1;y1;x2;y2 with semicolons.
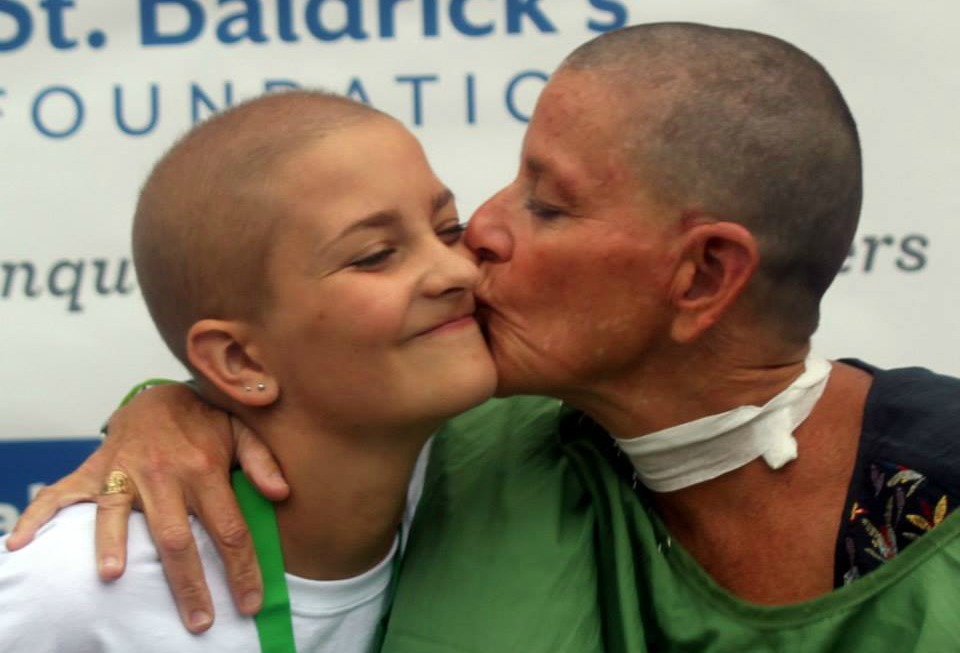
331;187;454;245
431;188;455;214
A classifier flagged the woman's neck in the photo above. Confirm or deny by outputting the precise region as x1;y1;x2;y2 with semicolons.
247;413;435;580
565;333;812;438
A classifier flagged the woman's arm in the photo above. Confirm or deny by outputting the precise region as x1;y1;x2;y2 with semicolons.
5;383;290;633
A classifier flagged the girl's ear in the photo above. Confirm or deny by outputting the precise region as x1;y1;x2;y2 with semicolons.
186;319;279;407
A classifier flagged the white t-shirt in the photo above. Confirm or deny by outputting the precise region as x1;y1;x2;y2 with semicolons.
0;442;429;653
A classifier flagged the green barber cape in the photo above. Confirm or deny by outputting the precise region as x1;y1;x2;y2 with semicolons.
383;396;605;652
381;397;960;652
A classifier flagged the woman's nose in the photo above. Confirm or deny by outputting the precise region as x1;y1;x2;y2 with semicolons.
466;190;515;264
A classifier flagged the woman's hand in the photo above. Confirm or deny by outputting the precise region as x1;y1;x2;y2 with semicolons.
5;383;290;633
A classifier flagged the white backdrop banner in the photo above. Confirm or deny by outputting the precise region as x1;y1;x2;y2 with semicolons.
2;0;959;524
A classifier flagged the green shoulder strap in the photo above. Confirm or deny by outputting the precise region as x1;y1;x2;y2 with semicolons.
233;470;297;653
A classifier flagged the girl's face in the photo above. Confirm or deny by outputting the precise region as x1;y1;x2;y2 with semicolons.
254;117;497;431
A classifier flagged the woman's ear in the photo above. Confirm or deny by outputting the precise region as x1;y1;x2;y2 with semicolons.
668;220;759;344
186;319;279;407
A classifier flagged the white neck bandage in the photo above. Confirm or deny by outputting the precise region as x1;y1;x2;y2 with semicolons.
613;358;832;493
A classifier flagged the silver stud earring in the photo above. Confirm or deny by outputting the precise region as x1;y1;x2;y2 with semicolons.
244;386;252;392
256;382;266;392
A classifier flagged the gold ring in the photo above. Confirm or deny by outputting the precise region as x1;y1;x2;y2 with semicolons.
100;470;131;496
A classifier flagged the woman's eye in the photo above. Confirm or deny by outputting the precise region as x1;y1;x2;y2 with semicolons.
525;198;564;220
437;222;466;244
350;248;395;270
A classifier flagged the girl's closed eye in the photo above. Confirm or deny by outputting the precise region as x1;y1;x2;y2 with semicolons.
437;221;466;245
350;247;396;270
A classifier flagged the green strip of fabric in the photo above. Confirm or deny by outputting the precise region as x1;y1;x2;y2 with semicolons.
233;470;297;653
118;378;179;406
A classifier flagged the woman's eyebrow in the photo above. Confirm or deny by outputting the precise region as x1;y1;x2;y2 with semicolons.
526;156;579;204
